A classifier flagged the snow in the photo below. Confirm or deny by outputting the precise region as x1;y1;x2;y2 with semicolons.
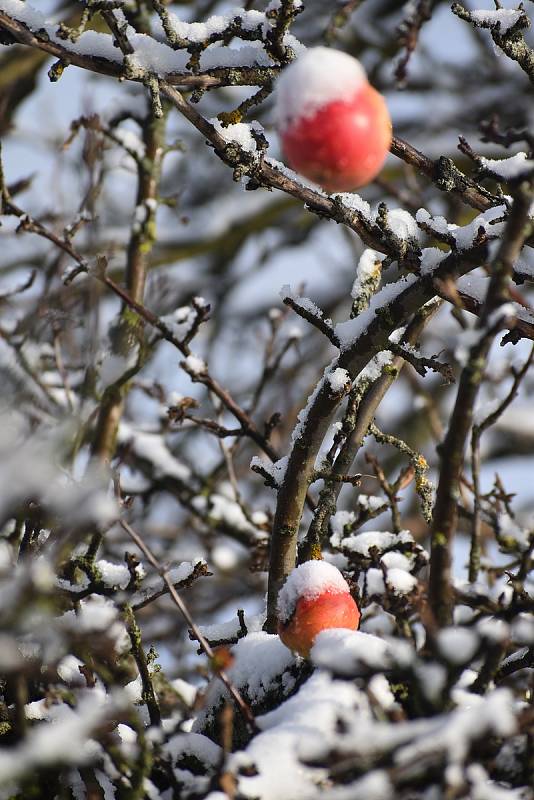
96;559;131;590
338;530;408;557
113;128;145;160
193;492;262;537
416;204;507;252
277;560;351;624
289;366;328;444
497;513;530;551
266;157;328;194
368;673;397;710
193;632;297;731
380;551;413;571
311;629;414;676
0;692;120;785
416;662;447;703
387;208;420;241
164;8;267;43
250;454;288;486
275;47;367;132
419;246;448;275
198;612;264;643
60;595;119;632
171;678;198;707
469;8;523;32
385;567;418;595
327;367;351;394
0;0;297;78
352;249;385;298
366;568;386;595
99;347;139;389
160;305;198;342
453;204;507;251
437;627;479;664
394;688;517;769
476;617;509;644
131;558;201;606
511;613;534;645
118;422;191;482
164;732;221;766
44;468;117;529
56;655;86;686
356;350;394;384
479;152;534;180
279;284;325;320
335;273;418;351
467;763;524;800
357;249;384;282
184;354;207;375
231;672;366;800
326;771;393;800
333;192;372;221
0;541;12;571
330;510;356;546
212;119;263;154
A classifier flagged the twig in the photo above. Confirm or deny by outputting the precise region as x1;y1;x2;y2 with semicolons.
429;181;534;626
119;519;258;733
469;345;534;582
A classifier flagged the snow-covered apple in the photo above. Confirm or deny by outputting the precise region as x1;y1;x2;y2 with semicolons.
275;47;392;192
277;560;361;657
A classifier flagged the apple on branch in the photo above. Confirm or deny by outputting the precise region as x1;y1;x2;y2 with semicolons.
277;560;361;658
275;47;392;192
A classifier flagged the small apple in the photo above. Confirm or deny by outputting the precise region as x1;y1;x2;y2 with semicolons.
275;47;392;192
277;560;360;658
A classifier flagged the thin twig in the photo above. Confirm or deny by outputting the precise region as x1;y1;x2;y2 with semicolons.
119;519;258;733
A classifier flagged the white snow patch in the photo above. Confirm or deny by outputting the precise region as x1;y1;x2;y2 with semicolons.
275;47;367;131
185;354;207;375
470;8;523;32
387;208;420;241
119;423;191;482
311;629;414;675
438;627;479;664
327;368;351;394
480;152;534;180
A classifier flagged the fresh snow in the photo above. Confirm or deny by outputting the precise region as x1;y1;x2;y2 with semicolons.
231;672;366;800
96;559;131;590
352;249;384;298
479;152;534;180
327;368;351;394
0;0;303;76
311;629;414;676
211;119;264;154
387;208;420;241
333;192;372;221
470;8;523;32
275;47;367;132
193;632;297;733
250;454;289;486
118;422;192;482
185;354;207;375
338;530;409;557
335;274;418;351
437;627;479;665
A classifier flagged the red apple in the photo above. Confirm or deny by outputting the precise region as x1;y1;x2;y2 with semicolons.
277;560;360;658
275;47;392;192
